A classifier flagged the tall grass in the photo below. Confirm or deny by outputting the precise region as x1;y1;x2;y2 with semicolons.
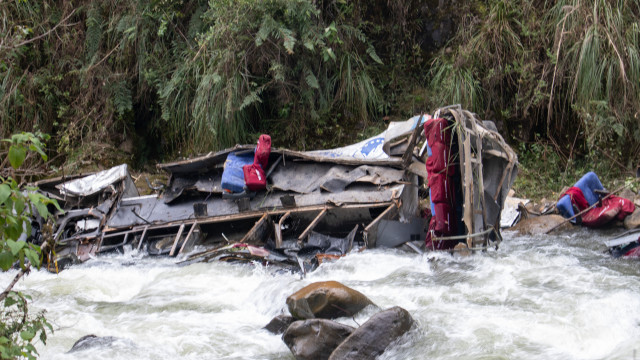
429;0;640;169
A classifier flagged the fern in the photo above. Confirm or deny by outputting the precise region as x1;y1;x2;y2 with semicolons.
256;15;277;47
304;68;319;89
239;86;265;111
111;80;132;117
84;4;104;63
366;44;383;65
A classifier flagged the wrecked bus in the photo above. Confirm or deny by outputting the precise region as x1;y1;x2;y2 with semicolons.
31;105;517;272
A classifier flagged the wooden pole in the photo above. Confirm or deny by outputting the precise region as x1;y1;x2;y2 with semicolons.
298;208;327;242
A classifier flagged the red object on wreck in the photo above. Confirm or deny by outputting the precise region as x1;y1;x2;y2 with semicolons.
624;245;640;257
243;163;267;191
242;134;272;191
424;117;458;250
557;172;635;228
254;134;271;170
581;196;635;227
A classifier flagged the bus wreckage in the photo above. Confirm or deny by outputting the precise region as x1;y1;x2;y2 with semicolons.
31;106;517;272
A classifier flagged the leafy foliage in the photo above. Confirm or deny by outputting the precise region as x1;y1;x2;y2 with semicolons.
0;133;58;359
428;0;640;169
1;0;638;176
157;0;384;152
0;293;52;360
1;0;427;161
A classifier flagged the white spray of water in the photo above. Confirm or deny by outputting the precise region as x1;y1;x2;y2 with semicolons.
1;229;640;360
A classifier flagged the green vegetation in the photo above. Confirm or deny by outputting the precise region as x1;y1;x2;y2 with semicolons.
429;0;640;177
1;133;58;360
513;141;636;201
1;0;638;190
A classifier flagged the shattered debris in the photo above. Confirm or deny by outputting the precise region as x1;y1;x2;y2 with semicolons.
27;105;519;272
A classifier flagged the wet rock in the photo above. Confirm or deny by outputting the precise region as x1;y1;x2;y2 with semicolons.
286;281;375;320
329;306;414;360
453;242;470;256
68;335;122;353
264;314;295;335
283;319;355;360
511;214;573;235
624;207;640;230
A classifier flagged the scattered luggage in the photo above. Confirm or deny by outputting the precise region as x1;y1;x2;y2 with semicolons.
556;172;635;228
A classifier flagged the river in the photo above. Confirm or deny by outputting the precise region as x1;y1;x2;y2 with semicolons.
4;227;640;360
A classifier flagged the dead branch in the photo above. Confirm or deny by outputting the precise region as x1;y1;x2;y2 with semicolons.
1;9;77;50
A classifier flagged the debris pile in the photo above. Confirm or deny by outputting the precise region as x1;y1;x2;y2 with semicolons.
28;105;519;271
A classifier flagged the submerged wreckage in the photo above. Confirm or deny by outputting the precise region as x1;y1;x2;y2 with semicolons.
32;106;517;271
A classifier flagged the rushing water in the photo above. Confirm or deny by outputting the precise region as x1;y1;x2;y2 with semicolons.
4;227;640;360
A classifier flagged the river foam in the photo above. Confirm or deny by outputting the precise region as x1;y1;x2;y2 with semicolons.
2;228;639;359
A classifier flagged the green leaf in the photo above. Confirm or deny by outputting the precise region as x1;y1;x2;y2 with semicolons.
0;252;14;271
34;202;48;218
20;330;35;341
305;70;320;89
28;144;47;161
367;45;383;65
303;40;315;51
25;248;40;268
13;196;25;215
0;184;10;204
7;239;25;256
51;199;63;213
8;145;27;169
4;295;17;307
28;193;49;218
6;223;21;241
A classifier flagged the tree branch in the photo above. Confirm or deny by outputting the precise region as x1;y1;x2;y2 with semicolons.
0;9;77;50
0;265;31;303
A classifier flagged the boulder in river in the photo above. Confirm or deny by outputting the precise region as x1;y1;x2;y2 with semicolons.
511;214;573;235
329;306;414;360
283;319;355;360
286;281;375;320
264;314;295;335
624;207;640;230
67;335;125;353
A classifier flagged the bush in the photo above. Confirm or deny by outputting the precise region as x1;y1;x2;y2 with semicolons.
0;133;59;359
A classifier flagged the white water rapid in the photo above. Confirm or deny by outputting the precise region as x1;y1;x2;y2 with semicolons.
3;228;640;360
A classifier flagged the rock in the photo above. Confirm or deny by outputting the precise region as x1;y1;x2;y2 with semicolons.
68;335;122;353
264;314;295;335
624;207;640;230
329;306;414;360
511;214;573;235
286;281;375;320
453;242;470;256
620;188;636;202
283;319;355;360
